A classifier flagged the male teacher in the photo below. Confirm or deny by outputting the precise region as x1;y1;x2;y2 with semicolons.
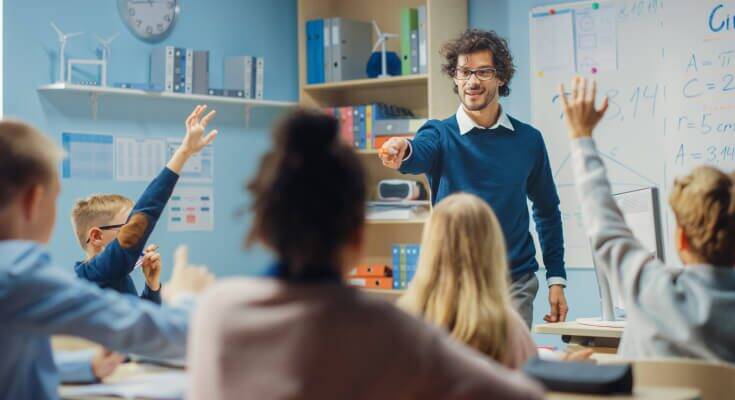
379;29;568;328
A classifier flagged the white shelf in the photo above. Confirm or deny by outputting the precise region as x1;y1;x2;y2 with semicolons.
37;83;297;126
38;83;297;107
304;74;428;92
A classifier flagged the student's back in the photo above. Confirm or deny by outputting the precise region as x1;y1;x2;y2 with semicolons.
191;278;539;399
621;262;735;360
187;109;543;400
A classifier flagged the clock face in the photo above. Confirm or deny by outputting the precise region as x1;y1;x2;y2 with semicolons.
118;0;179;42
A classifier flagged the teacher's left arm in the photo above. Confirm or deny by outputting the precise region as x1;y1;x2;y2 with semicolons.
526;132;568;322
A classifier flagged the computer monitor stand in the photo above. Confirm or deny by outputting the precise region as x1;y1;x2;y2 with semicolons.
576;254;627;328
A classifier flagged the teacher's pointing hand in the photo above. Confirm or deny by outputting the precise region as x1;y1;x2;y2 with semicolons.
378;137;410;169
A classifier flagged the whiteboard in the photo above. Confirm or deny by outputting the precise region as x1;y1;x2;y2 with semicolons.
530;0;735;267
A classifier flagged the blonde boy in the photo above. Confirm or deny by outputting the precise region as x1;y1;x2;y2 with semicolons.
71;105;217;304
560;76;735;361
72;194;162;303
0;106;217;399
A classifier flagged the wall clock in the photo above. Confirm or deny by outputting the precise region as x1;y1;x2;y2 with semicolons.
118;0;179;42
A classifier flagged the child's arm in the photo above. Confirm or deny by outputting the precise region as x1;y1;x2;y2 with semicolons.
54;349;125;383
140;245;162;304
75;106;218;285
166;104;218;174
54;350;98;383
2;244;191;360
561;77;665;302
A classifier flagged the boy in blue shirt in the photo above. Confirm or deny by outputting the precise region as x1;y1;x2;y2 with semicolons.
71;105;217;304
0;105;217;399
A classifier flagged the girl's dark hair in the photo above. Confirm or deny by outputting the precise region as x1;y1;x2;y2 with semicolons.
246;108;366;276
441;29;516;97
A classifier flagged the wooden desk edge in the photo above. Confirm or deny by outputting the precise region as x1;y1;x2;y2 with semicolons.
533;322;624;339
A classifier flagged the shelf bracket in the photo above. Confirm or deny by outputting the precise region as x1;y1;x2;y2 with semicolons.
244;104;252;129
90;92;100;120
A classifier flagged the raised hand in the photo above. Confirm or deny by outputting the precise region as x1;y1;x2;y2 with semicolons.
182;105;218;155
378;137;410;169
141;244;162;291
167;105;218;174
558;76;609;139
161;245;215;303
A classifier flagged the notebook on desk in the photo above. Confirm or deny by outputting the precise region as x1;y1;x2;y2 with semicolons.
129;355;186;369
60;371;186;400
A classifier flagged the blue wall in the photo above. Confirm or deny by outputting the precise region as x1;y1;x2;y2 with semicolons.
469;0;602;346
4;0;598;347
3;0;298;284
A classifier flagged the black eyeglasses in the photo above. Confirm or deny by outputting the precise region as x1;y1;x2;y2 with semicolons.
85;223;125;244
454;67;498;81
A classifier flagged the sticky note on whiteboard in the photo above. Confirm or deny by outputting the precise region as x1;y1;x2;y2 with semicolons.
575;4;618;73
531;9;576;74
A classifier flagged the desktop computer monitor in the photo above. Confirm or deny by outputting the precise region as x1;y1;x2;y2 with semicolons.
578;187;665;328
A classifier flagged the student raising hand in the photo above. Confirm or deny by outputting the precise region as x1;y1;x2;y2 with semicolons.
141;244;162;292
558;76;609;138
161;245;215;303
182;105;218;153
167;105;218;174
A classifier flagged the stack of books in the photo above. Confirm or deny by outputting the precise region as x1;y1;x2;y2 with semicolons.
346;264;393;289
392;244;420;289
305;18;372;84
219;56;265;100
400;6;428;76
148;46;210;95
323;103;426;150
366;200;429;221
305;6;427;83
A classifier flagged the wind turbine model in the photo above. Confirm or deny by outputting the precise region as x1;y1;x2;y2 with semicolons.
50;22;83;83
372;20;399;78
95;33;120;86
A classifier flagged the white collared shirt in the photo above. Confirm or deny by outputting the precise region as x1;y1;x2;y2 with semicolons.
455;104;515;134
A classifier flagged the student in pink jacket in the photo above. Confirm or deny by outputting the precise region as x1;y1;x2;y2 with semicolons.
187;109;544;400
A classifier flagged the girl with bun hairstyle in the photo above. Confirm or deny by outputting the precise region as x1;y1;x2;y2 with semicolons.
187;109;544;400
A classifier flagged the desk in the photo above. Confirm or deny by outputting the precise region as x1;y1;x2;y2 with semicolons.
60;363;181;400
62;363;700;400
534;321;623;354
548;387;699;399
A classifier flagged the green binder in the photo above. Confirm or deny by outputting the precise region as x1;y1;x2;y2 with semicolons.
401;8;418;76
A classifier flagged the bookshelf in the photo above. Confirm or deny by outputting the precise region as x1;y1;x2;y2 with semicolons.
298;0;467;296
304;74;427;91
37;83;296;128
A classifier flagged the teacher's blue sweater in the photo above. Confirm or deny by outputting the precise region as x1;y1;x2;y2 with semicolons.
400;115;565;281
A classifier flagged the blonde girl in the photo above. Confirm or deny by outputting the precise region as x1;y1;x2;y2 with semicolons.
398;192;537;368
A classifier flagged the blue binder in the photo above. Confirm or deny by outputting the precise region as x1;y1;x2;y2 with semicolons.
306;19;325;84
358;106;367;149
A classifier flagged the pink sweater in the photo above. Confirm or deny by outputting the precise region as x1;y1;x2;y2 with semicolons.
501;308;539;369
187;278;544;400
